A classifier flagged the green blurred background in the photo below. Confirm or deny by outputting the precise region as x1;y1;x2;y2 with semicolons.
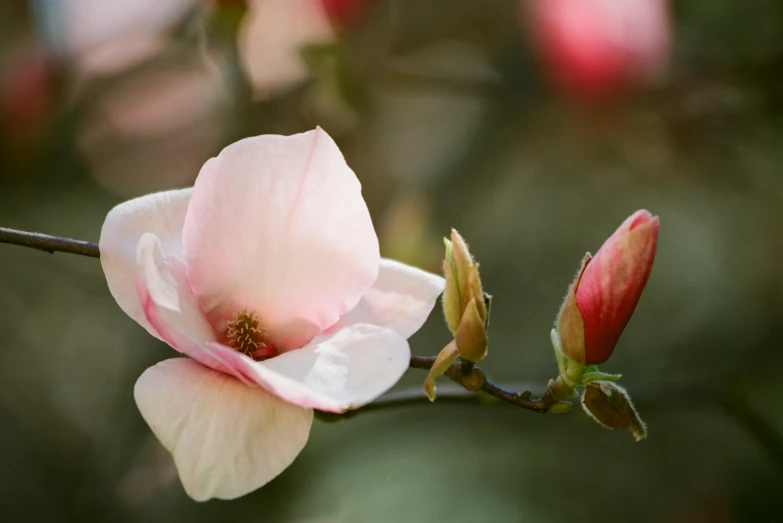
1;0;782;521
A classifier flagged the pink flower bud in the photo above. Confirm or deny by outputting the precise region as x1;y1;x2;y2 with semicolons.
557;210;659;365
527;0;671;102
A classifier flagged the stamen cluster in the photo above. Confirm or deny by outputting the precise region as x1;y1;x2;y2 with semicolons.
226;309;272;360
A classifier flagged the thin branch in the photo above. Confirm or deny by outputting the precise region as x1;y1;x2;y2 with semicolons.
409;355;559;413
0;227;100;258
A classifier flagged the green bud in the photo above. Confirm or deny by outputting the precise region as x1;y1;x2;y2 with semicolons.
442;240;462;334
441;229;489;362
465;264;487;325
455;298;488;362
450;229;473;291
581;381;647;441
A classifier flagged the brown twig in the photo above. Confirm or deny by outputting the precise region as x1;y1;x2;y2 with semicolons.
410;355;559;413
0;227;100;258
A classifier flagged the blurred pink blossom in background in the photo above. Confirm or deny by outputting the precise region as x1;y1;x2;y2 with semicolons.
0;42;56;151
239;0;338;96
527;0;671;102
34;0;197;77
77;59;230;196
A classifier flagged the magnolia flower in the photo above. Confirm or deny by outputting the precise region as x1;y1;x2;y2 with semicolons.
557;210;659;365
528;0;671;101
100;128;444;501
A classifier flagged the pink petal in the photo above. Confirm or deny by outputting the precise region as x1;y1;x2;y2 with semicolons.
238;0;335;97
335;259;445;339
134;358;313;501
136;236;408;411
136;233;254;384
100;188;191;339
182;128;380;350
205;323;410;412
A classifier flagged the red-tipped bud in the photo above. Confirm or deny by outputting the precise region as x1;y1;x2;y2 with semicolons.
557;210;659;365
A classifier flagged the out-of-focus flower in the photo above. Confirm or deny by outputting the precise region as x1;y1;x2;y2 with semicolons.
238;0;336;96
100;128;444;500
527;0;671;102
0;43;56;151
238;0;370;97
557;210;659;365
34;0;197;77
78;55;229;197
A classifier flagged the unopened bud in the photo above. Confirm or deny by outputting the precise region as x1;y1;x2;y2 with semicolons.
555;210;659;365
581;381;647;441
455;298;488;362
442;229;489;362
442;240;462;334
465;264;487;325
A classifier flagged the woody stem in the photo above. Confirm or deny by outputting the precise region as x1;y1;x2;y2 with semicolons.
0;227;100;258
409;355;560;413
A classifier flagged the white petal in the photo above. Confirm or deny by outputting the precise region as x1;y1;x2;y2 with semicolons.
134;358;313;501
227;324;411;412
337;259;445;339
182;128;380;350
100;188;192;338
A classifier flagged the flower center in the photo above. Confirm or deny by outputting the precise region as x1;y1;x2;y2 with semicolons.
225;309;277;361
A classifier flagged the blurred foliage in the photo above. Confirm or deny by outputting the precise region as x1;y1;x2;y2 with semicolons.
1;0;783;521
